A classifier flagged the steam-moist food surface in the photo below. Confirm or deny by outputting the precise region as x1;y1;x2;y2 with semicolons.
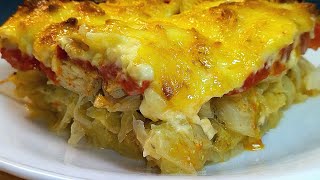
0;0;320;174
0;0;316;121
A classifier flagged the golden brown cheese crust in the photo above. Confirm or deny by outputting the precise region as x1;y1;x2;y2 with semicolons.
0;0;316;122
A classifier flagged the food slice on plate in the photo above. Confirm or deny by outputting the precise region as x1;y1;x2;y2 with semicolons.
0;0;319;174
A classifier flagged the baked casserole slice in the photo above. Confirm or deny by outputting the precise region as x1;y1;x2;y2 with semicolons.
0;0;320;173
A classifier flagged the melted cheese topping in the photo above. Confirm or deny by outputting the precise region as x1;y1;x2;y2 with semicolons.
0;0;315;121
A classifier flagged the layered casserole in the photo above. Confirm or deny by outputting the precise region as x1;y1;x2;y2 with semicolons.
0;0;320;173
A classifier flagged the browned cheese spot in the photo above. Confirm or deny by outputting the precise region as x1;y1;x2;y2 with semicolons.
162;79;183;100
162;81;175;100
209;5;238;26
47;4;60;12
64;17;78;27
189;28;213;69
78;1;106;16
40;19;79;45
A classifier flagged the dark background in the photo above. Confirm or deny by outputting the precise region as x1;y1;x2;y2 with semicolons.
0;0;320;25
0;0;23;25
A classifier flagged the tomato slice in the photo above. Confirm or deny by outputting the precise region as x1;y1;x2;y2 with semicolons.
300;32;311;54
228;64;270;95
99;64;121;81
1;48;39;71
56;46;69;60
309;23;320;50
119;76;150;96
100;64;150;96
39;62;57;83
57;46;151;95
270;61;286;76
279;44;293;62
1;48;57;83
2;46;149;95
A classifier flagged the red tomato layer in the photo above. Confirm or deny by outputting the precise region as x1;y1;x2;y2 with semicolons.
309;23;320;50
99;65;150;96
56;47;150;96
1;48;57;83
119;76;150;96
1;48;39;71
227;29;316;96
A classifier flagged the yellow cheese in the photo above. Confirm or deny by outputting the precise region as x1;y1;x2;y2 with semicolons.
0;0;315;121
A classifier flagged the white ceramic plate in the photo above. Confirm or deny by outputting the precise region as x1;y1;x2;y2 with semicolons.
0;50;319;180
